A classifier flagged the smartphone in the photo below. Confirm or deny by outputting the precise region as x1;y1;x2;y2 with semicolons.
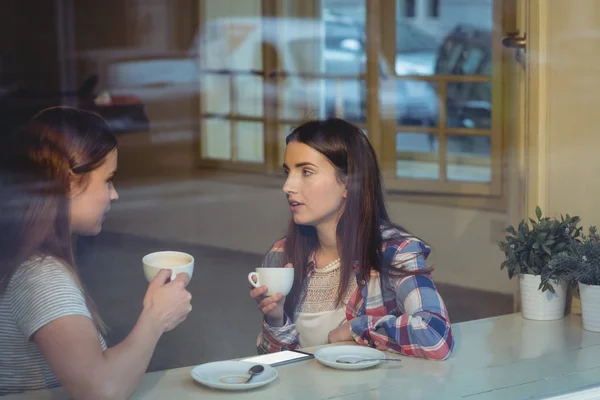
242;349;314;367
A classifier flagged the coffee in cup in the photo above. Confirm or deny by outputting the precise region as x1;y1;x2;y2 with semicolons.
143;251;194;283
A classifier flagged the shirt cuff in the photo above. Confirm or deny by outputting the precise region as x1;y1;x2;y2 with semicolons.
263;314;295;335
350;315;376;346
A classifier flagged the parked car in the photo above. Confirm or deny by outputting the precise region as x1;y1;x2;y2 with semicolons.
436;24;492;129
0;74;149;136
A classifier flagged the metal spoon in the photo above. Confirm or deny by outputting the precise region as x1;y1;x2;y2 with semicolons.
336;358;402;364
245;365;264;383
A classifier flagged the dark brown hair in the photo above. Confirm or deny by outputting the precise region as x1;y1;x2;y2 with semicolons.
0;106;117;333
282;118;421;317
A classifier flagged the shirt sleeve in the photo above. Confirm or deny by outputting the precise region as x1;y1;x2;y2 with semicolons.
255;239;301;353
8;257;94;341
256;315;301;354
350;239;454;360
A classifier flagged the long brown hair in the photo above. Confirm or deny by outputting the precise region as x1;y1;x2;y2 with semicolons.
0;106;117;333
282;118;420;317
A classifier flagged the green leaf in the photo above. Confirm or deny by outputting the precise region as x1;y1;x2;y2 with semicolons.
536;206;542;220
542;244;552;256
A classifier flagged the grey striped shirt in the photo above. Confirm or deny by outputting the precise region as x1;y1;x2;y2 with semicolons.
0;256;107;396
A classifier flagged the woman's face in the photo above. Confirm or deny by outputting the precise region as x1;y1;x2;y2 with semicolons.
282;141;346;228
70;149;119;236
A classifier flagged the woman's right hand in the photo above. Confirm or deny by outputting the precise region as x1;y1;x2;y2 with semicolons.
142;269;192;333
249;263;293;327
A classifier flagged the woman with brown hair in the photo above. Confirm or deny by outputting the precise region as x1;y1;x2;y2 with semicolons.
0;107;192;397
249;118;453;360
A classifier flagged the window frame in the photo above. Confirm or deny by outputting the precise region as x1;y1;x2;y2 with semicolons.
196;0;513;212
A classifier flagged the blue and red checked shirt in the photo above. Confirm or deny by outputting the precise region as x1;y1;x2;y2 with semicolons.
257;225;454;360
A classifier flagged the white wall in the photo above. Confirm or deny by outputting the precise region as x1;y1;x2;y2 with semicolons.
386;202;509;292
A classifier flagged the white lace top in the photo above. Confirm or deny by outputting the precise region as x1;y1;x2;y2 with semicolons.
295;259;358;347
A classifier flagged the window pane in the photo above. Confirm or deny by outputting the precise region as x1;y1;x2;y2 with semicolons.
394;80;439;127
396;132;439;180
280;78;365;122
324;79;366;123
395;0;493;76
235;75;264;117
203;119;231;160
198;1;263;71
277;0;367;122
446;134;491;182
202;74;231;116
280;78;324;121
199;0;263;118
446;82;491;129
235;122;264;163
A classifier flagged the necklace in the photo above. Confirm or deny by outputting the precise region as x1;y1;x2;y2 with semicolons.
321;258;340;270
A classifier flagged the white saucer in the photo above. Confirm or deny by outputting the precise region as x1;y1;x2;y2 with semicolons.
191;361;278;391
314;345;386;370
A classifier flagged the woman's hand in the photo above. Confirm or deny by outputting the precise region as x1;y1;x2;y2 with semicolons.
142;269;192;333
328;319;355;344
328;319;388;350
249;263;293;327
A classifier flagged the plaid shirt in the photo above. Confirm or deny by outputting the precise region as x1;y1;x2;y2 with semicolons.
257;226;454;361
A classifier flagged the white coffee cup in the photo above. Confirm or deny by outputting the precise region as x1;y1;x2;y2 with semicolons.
143;251;194;283
248;268;294;296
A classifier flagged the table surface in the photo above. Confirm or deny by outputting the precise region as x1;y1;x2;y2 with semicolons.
7;313;600;400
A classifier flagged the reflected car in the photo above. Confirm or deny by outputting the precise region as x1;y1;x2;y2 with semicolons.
0;75;149;136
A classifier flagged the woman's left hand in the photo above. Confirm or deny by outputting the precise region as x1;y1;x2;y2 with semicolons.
328;319;355;344
327;319;390;351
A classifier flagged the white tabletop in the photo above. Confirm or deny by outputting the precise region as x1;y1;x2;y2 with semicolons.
6;313;600;400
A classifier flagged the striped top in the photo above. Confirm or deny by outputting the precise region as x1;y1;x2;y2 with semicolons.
0;256;107;396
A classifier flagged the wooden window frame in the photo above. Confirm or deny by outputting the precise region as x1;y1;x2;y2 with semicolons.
195;0;514;212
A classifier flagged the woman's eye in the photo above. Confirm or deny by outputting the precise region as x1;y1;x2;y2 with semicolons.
302;169;313;176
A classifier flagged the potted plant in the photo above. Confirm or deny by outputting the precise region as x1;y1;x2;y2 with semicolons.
546;226;600;331
499;206;581;321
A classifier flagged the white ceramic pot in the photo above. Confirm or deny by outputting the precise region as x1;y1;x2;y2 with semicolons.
519;273;567;321
579;282;600;332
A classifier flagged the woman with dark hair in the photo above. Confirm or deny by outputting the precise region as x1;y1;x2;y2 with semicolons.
250;118;453;360
0;107;192;397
